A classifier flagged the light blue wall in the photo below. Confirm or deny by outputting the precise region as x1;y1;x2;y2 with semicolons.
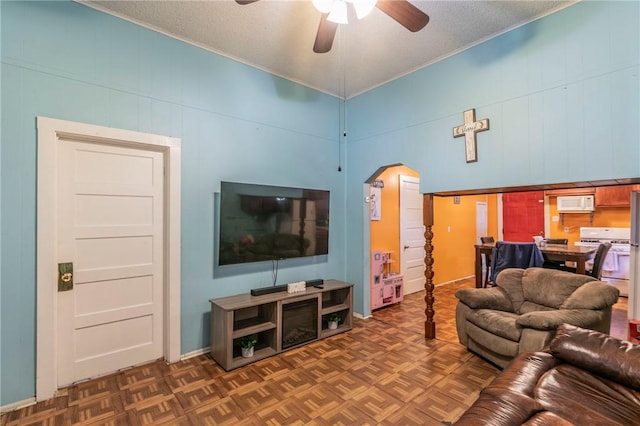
0;1;346;405
345;1;639;315
1;0;638;408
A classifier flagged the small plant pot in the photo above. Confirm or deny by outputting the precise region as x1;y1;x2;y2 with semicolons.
328;321;338;330
241;347;254;358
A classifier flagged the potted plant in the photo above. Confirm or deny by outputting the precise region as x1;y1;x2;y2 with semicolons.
239;335;257;358
327;313;342;330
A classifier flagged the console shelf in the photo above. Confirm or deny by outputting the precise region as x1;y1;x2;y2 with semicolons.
210;280;353;370
231;322;276;339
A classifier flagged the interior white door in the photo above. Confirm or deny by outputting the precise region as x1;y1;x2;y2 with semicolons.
57;138;164;386
475;202;488;244
400;176;426;295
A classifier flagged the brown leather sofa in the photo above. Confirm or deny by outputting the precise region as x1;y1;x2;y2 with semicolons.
455;324;640;425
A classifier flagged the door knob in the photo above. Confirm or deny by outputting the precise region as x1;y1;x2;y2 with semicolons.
404;245;410;250
58;262;73;292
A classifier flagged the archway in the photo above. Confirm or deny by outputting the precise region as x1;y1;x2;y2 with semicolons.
365;164;429;324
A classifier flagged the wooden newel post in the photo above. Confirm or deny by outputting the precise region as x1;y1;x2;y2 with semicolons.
423;194;436;339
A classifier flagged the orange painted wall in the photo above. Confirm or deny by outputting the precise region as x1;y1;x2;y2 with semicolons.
369;165;419;274
432;194;498;284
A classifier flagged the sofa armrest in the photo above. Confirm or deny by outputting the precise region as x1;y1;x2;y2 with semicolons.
455;287;513;311
551;324;640;391
560;281;619;310
455;352;561;425
516;309;601;330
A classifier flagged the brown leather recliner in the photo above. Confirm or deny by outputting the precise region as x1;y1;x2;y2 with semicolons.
455;324;640;425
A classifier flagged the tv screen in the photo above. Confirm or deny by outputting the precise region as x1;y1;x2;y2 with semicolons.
218;181;330;266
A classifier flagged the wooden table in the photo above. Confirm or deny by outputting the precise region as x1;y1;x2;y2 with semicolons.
539;244;597;274
474;243;597;288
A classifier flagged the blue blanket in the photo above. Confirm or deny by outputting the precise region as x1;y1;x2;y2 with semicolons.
490;242;544;282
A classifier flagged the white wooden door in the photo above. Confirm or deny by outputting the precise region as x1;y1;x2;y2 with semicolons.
400;176;426;295
57;139;164;386
476;202;488;244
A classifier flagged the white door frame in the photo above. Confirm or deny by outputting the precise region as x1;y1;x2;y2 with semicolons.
36;117;181;401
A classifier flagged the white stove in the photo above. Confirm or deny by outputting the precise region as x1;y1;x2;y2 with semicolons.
575;227;630;296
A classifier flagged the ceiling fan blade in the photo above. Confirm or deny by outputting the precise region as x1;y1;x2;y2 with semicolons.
313;14;338;53
235;0;260;4
376;0;429;32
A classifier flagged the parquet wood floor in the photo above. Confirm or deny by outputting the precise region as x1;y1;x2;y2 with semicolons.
2;277;629;425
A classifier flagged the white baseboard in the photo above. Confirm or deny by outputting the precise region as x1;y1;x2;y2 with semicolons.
1;397;36;415
435;275;474;287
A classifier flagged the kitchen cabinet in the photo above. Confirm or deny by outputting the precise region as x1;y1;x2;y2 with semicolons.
544;188;595;197
595;185;640;207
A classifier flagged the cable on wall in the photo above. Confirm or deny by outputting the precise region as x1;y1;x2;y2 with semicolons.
337;21;348;173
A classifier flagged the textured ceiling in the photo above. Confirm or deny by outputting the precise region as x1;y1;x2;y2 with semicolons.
83;0;577;98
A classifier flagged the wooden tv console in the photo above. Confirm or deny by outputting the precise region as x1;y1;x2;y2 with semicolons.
209;280;353;370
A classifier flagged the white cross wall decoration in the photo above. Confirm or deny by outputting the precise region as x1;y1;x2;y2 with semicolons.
453;109;490;163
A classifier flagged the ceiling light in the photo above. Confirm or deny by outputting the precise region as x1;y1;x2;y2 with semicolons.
327;0;348;24
352;0;377;20
313;0;378;24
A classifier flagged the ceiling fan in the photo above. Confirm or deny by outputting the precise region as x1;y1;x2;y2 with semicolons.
236;0;429;53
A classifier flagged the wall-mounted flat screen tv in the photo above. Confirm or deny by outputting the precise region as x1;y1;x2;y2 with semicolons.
218;181;330;266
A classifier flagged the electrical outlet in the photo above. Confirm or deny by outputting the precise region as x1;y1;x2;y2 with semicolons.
552;215;559;222
564;226;570;233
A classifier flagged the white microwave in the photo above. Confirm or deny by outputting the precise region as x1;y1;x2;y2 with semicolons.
557;195;595;212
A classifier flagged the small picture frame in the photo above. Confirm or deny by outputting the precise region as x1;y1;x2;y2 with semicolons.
370;186;381;221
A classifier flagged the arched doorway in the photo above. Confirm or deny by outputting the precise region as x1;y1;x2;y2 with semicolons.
365;164;428;319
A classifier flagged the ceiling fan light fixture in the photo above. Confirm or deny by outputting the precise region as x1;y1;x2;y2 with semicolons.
327;1;348;24
351;0;377;20
311;0;333;14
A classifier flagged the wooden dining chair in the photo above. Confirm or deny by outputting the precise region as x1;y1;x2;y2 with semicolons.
480;236;495;286
545;238;568;245
587;242;612;279
550;242;612;279
542;238;569;269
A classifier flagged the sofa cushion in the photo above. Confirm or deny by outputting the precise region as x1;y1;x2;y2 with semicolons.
495;268;526;312
516;309;602;331
520;268;595;311
466;321;520;357
550;324;640;391
518;301;556;315
467;309;522;342
560;281;620;310
536;363;640;425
